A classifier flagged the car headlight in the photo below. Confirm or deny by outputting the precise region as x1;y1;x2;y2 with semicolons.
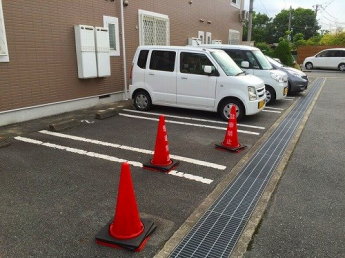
248;86;257;101
290;72;303;79
270;72;284;83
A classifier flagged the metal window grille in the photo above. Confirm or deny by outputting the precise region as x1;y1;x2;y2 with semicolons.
0;1;8;56
108;23;116;50
141;14;170;46
229;30;240;45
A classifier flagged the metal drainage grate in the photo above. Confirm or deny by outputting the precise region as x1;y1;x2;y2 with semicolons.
170;78;324;258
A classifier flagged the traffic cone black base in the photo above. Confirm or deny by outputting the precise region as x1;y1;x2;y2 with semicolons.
95;218;156;252
215;143;247;152
143;159;180;172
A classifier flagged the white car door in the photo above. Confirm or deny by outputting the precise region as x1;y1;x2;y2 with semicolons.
145;50;177;104
313;50;329;68
176;51;217;108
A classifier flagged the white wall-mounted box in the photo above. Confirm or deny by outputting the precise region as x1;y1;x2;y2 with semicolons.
95;27;111;77
74;25;97;79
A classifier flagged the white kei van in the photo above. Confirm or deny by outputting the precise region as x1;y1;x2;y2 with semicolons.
198;45;288;104
303;48;345;71
129;46;266;121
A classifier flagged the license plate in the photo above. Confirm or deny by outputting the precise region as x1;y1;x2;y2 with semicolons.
284;87;288;95
258;99;265;109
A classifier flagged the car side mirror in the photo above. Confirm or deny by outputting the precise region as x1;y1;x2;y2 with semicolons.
241;61;249;68
203;65;213;74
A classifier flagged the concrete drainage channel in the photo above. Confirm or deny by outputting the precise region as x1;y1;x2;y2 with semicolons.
162;78;325;258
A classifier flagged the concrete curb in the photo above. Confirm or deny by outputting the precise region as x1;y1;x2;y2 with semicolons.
49;119;82;132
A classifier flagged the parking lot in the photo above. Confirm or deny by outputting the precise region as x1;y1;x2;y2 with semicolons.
0;75;331;257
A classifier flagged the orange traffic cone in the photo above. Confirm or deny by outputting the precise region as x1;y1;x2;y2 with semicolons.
143;115;179;172
215;105;246;152
96;162;156;252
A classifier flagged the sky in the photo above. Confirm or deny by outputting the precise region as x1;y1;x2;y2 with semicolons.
244;0;345;32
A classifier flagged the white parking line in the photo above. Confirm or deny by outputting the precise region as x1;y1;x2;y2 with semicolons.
262;109;282;113
284;97;295;100
119;113;260;136
14;136;213;185
264;107;284;111
39;130;226;170
122;109;265;130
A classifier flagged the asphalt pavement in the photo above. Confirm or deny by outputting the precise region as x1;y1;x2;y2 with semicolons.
1;71;344;257
244;76;345;257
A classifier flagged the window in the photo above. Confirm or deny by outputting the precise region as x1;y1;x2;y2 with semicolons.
139;10;170;46
231;0;241;8
224;50;243;66
316;51;329;57
103;16;120;56
149;50;175;72
0;0;9;62
180;52;215;75
137;50;149;69
228;29;240;45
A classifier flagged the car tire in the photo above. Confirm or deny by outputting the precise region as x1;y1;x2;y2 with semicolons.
219;98;245;122
133;90;152;111
338;63;345;72
305;62;313;70
265;86;276;105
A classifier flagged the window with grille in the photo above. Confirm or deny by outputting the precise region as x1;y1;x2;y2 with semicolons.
139;10;170;46
103;15;120;56
228;29;240;45
0;0;9;62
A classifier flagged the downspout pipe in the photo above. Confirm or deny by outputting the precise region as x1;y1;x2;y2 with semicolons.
120;0;128;99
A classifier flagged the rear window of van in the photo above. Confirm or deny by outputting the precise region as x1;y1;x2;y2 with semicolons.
137;50;149;69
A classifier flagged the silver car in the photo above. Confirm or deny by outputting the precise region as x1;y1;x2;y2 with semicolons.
266;55;308;94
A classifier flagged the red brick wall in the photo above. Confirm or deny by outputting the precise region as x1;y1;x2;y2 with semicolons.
0;0;243;113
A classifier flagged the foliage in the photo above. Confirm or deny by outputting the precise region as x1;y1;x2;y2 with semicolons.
306;35;323;45
319;32;345;45
255;42;274;56
243;12;272;42
273;40;294;67
243;8;320;45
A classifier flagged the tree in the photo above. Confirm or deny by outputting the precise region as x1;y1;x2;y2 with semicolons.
319;32;345;45
273;40;294;67
268;8;320;43
242;12;272;42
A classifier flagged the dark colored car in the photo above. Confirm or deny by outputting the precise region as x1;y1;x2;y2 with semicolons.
266;55;308;94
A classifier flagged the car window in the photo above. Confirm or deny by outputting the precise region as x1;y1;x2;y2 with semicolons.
244;51;260;69
137;50;149;69
224;50;243;66
149;50;176;72
317;51;329;57
180;52;216;75
334;50;345;57
210;50;243;76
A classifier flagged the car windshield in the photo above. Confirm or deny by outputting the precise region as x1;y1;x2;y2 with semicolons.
266;55;283;68
252;50;273;70
210;50;243;76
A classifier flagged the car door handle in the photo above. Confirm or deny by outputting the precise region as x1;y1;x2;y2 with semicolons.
181;77;188;79
149;73;154;75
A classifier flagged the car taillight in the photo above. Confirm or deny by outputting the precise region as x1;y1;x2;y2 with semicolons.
129;64;133;79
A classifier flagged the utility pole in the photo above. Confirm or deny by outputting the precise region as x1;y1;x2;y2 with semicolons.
247;0;254;42
313;4;321;34
288;6;292;31
288;6;292;41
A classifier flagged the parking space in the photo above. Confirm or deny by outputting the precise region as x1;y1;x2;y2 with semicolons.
0;84;313;257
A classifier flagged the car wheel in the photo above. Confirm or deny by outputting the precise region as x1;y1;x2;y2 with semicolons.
338;63;345;72
288;82;292;95
133;90;152;111
265;86;276;105
305;62;313;70
219;98;245;122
